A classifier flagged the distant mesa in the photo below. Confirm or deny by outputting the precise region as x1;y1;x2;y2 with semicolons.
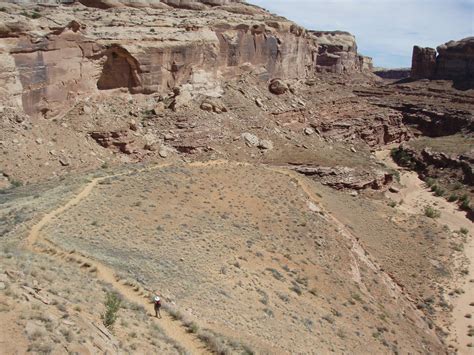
373;68;411;80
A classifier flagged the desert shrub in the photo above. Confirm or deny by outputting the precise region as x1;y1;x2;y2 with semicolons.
448;194;458;202
197;330;228;354
459;228;468;235
183;320;199;333
0;7;7;12
453;181;463;190
263;308;274;317
460;198;471;211
290;284;302;296
425;178;436;188
424;206;441;219
20;10;41;19
102;292;122;328
388;200;397;208
167;307;183;321
10;179;22;188
265;267;284;281
433;186;445;197
391;147;415;168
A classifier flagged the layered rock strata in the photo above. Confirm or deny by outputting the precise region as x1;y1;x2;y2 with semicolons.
411;37;474;83
0;3;372;118
311;31;372;73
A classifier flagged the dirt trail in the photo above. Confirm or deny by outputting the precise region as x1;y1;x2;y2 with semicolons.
24;166;209;355
377;150;474;353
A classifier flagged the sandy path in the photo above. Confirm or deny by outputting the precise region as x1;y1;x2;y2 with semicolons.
377;150;473;352
24;167;209;355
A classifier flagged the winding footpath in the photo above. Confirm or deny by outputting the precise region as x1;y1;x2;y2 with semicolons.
24;168;209;355
377;150;474;353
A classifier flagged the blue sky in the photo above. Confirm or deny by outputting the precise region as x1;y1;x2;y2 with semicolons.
250;0;474;68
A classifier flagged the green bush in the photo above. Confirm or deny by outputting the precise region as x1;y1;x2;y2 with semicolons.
424;205;441;219
102;292;122;328
10;179;22;188
460;198;471;211
433;186;445;197
390;148;415;167
425;178;436;188
448;194;459;202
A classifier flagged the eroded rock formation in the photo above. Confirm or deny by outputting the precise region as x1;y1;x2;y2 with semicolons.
411;37;474;84
0;2;373;118
411;46;437;79
311;31;373;74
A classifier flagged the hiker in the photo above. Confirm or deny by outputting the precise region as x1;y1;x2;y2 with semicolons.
154;296;162;318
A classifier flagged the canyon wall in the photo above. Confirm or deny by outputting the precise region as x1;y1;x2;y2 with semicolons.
411;37;474;83
311;31;372;73
1;3;371;118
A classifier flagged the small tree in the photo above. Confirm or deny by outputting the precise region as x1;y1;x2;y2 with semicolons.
102;292;122;328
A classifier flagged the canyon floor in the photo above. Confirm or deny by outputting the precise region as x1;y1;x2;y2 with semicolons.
0;147;472;354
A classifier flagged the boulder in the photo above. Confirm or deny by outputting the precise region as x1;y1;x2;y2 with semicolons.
241;133;259;147
269;79;288;95
258;139;273;150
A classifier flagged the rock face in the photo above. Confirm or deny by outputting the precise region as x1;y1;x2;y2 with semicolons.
290;165;393;190
0;3;372;118
436;37;474;80
311;31;372;73
411;46;437;79
411;37;474;83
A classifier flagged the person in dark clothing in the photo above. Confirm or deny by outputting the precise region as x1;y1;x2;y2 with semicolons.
154;296;162;318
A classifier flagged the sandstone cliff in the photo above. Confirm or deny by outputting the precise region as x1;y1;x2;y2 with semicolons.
311;30;373;74
411;37;474;85
1;2;371;118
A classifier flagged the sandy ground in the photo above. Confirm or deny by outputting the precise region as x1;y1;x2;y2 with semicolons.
377;149;474;352
24;164;209;354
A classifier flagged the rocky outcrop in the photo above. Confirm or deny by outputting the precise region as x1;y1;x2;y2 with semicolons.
436;38;474;80
395;144;473;187
290;165;393;190
411;46;437;79
311;31;372;73
411;37;474;84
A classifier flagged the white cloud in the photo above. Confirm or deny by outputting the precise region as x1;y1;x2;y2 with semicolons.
250;0;474;67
